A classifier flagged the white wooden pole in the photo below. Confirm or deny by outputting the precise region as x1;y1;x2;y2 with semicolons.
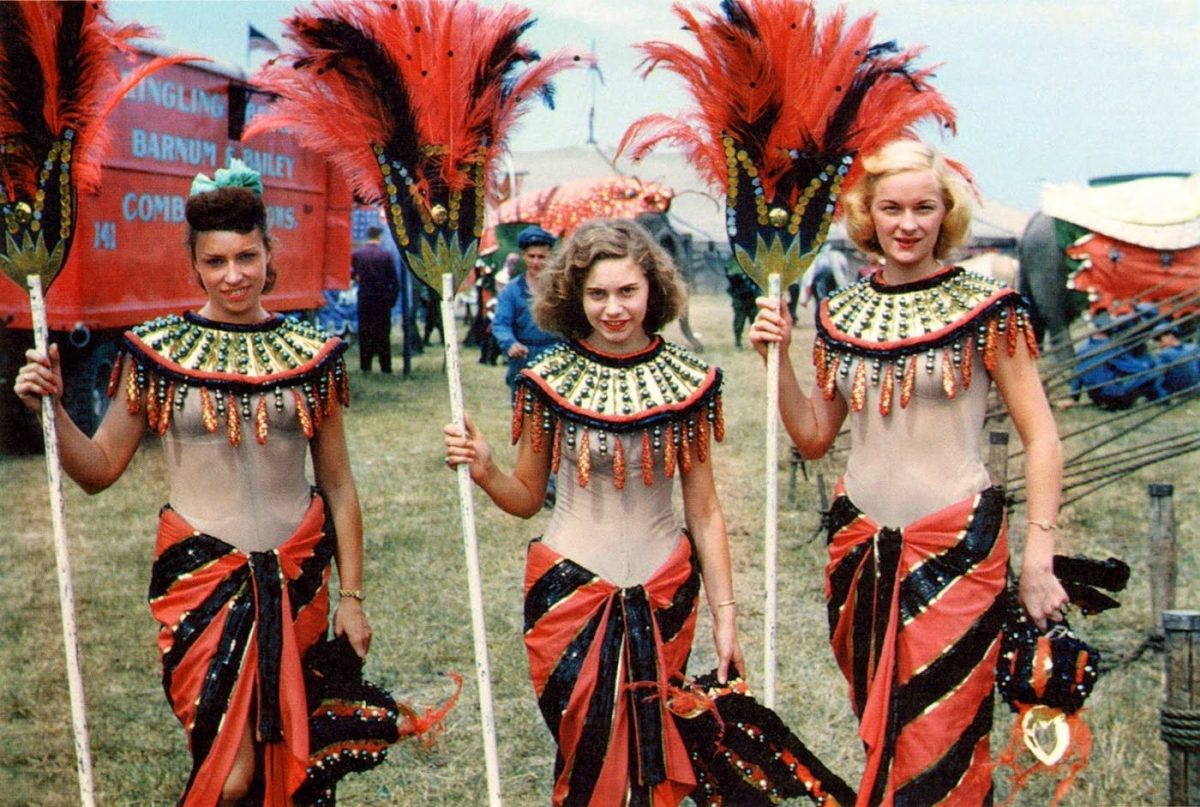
26;275;96;807
440;272;503;807
763;272;781;709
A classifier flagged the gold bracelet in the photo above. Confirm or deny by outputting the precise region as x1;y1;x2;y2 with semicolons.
338;589;365;601
716;599;736;609
1027;519;1059;531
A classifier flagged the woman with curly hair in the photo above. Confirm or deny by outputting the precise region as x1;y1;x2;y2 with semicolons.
750;139;1069;805
445;218;750;804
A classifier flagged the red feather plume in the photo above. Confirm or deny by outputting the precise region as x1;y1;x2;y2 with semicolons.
244;0;587;294
0;2;198;290
618;0;958;289
0;2;195;195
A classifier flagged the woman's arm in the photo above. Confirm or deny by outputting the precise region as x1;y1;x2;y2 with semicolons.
747;297;847;458
14;345;145;493
311;402;371;657
681;452;746;683
443;411;551;518
991;332;1069;629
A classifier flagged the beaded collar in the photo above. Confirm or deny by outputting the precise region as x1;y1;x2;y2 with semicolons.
109;312;349;445
814;267;1039;415
513;338;724;489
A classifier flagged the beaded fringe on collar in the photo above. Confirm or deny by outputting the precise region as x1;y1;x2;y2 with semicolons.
108;312;349;446
513;339;724;490
814;267;1039;415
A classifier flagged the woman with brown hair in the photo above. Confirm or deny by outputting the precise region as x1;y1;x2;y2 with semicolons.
750;139;1069;805
445;218;748;805
14;162;383;806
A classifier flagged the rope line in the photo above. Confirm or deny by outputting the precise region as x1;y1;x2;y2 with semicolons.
1161;706;1200;749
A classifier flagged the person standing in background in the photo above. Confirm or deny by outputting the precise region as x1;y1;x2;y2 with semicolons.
353;225;400;373
492;225;561;392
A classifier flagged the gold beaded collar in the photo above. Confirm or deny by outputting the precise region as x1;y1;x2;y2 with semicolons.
814;267;1039;415
110;312;349;445
513;339;724;490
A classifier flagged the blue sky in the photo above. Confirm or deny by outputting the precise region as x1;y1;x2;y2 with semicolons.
110;0;1198;212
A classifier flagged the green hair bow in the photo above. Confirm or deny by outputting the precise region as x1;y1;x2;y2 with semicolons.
189;158;264;196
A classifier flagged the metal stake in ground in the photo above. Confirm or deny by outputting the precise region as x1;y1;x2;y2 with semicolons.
440;272;503;806
28;275;96;807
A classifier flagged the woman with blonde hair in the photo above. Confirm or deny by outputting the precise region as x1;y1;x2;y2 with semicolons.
751;139;1068;805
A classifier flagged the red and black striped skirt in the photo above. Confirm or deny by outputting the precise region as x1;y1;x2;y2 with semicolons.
523;536;701;807
149;494;335;806
825;483;1009;807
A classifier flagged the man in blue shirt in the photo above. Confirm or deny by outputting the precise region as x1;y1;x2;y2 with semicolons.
493;225;561;392
1157;327;1200;396
1071;308;1166;408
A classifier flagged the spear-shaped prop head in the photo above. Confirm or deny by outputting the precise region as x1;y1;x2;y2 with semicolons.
246;0;588;298
0;2;197;292
620;0;957;294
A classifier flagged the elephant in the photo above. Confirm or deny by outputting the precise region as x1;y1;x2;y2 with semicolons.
638;212;705;351
1020;174;1200;368
1018;211;1086;367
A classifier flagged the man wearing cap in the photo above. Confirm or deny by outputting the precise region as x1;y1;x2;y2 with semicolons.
493;225;561;392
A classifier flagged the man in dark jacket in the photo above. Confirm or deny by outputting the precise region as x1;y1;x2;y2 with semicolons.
353;226;401;373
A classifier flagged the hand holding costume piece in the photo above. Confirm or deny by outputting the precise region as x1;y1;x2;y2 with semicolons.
747;296;794;361
443;412;494;486
1018;560;1071;631
14;345;64;411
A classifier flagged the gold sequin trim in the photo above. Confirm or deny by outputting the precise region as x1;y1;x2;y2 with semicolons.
226;393;242;448
613;435;626;490
551;419;563;474
942;349;958;400
255;394;269;446
961;337;974;391
294;388;314;439
901;355;916;409
879;365;894;416
577;428;591;487
200;387;218;433
642;432;654;487
663;429;677;478
850;359;867;413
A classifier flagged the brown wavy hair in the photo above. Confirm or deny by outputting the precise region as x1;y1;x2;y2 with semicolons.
533;218;686;340
841;139;972;261
185;186;277;293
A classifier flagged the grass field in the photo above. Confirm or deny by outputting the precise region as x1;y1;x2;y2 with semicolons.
1;293;1195;805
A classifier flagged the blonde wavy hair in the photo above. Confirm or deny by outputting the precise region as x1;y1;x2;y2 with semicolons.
533;219;687;340
841;139;972;261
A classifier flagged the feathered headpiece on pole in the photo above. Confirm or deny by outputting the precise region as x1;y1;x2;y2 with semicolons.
244;4;586;803
245;0;586;296
0;2;194;291
620;0;959;710
620;0;958;293
0;5;196;804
